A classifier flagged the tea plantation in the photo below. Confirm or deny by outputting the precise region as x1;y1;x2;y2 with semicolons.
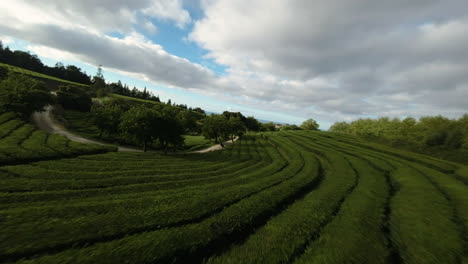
0;129;466;264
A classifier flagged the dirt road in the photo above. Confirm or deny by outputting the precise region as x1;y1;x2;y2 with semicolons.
32;106;237;154
193;137;238;153
32;106;141;152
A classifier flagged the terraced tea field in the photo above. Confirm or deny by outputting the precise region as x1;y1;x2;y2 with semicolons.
0;112;116;165
0;130;466;263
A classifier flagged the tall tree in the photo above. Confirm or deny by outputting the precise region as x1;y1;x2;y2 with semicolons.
119;106;159;152
157;109;185;154
301;118;320;130
202;114;230;146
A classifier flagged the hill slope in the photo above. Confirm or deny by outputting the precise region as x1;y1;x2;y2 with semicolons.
0;131;466;263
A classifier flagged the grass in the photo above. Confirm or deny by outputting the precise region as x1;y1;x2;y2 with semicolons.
184;135;213;150
0;62;88;87
0;131;466;263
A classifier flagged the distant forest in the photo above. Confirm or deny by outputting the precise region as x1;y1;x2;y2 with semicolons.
0;41;196;109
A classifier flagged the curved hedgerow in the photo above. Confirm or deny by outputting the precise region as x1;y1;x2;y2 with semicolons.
0;130;466;264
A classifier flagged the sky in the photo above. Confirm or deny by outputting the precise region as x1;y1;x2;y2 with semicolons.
0;0;467;129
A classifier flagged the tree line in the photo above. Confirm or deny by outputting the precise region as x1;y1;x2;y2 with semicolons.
0;70;255;152
330;116;468;163
0;53;320;153
0;42;204;112
0;41;92;85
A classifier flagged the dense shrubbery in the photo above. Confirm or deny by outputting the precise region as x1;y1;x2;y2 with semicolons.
0;131;466;263
330;116;468;149
0;74;54;118
56;85;93;112
330;115;468;163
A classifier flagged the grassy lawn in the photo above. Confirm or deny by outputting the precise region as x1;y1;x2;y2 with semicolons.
184;135;214;151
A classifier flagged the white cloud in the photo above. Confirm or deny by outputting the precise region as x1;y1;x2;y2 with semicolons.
143;0;191;29
1;0;468;126
190;0;468;122
0;0;191;33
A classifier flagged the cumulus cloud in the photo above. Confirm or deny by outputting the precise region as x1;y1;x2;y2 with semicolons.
1;0;467;126
0;0;191;33
0;23;216;89
191;0;468;121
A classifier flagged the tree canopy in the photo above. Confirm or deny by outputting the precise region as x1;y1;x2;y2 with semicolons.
0;74;54;118
300;118;320;130
329;115;468;150
119;106;160;152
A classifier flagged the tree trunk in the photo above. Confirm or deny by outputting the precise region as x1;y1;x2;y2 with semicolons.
143;141;147;152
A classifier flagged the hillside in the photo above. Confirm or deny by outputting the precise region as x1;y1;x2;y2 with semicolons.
0;62;88;87
0;130;466;263
0;111;115;165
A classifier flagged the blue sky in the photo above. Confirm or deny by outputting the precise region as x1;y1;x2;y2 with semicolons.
1;0;467;130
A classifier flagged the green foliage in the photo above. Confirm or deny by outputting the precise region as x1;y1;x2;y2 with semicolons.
202;114;246;145
0;74;54;118
156;108;185;154
92;103;123;137
118;105;185;152
0;65;8;80
280;124;301;131
2;131;467;263
56;85;93;112
300;118;320;130
92;65;106;91
178;110;203;134
330;115;468;163
244;116;262;131
261;122;277;131
0;131;467;263
0;112;115;165
119;106;159;152
202;114;229;144
226;117;246;141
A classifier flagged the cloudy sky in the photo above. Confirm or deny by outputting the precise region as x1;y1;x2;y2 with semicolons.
1;0;467;128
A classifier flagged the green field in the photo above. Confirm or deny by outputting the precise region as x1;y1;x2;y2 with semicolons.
0;63;88;87
0;130;466;263
0;112;116;165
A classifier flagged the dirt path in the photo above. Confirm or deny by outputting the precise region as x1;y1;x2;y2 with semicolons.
32;106;141;152
193;137;239;153
32;106;237;154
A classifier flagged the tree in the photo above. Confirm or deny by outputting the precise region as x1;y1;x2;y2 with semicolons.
119;106;159;152
226;117;246;141
280;124;301;131
261;122;277;132
92;65;106;94
56;85;93;112
178;110;203;134
329;121;350;133
245;116;261;131
202;114;230;147
0;74;54;118
156;109;185;154
92;103;123;138
301;118;320;130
